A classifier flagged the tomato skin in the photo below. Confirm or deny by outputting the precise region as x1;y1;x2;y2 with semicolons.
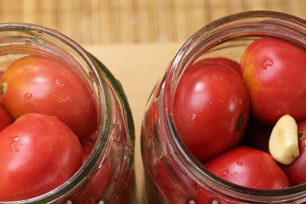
197;57;242;76
0;55;97;139
0;113;83;201
0;104;13;131
241;37;306;125
204;146;290;190
173;62;250;161
282;120;306;185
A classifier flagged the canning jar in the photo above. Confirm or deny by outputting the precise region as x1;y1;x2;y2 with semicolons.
141;11;306;203
0;23;135;203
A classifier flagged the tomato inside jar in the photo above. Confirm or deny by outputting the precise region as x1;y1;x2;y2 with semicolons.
141;11;306;204
0;23;135;203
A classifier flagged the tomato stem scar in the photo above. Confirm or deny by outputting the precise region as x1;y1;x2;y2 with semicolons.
236;115;244;131
0;83;7;95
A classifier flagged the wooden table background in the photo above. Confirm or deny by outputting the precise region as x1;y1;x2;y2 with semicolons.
0;1;305;203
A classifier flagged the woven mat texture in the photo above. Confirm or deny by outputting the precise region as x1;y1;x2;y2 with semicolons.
0;0;305;44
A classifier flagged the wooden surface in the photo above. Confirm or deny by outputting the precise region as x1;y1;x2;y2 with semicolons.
0;0;305;45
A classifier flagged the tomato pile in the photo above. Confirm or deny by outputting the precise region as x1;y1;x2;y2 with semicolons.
0;55;102;201
173;37;306;190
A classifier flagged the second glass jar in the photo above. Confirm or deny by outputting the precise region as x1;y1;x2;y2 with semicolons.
141;11;306;203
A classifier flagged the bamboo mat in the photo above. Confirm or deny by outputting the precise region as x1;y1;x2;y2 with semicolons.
0;0;305;45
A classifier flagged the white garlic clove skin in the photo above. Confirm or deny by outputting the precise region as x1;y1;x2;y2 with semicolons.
269;114;299;165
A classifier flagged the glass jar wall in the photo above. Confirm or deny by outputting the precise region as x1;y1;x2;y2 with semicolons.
141;11;306;203
0;23;135;204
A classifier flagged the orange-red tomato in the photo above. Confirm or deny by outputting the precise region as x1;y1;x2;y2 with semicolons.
241;37;306;124
0;55;97;139
0;55;97;138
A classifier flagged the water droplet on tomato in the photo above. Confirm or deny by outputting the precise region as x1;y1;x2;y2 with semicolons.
55;79;65;88
10;137;20;152
24;92;32;99
237;161;243;166
263;58;273;69
13;137;20;142
220;169;229;177
191;113;197;120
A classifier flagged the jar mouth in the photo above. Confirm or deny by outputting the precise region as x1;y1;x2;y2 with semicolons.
0;23;110;203
161;10;306;202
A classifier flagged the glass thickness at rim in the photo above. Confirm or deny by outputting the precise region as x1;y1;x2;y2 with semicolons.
161;10;306;203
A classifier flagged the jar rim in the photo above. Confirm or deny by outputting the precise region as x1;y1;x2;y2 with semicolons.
161;10;306;202
0;23;111;203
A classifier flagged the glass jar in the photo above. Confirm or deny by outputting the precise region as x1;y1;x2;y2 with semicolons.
0;23;135;203
141;11;306;203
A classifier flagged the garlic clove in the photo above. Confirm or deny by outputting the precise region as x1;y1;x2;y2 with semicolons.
269;114;299;165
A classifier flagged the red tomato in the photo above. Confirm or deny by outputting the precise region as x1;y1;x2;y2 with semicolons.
197;57;242;76
74;141;111;203
173;62;250;161
0;104;13;131
0;113;83;201
204;146;290;190
282;120;306;185
241;37;306;125
0;55;97;139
